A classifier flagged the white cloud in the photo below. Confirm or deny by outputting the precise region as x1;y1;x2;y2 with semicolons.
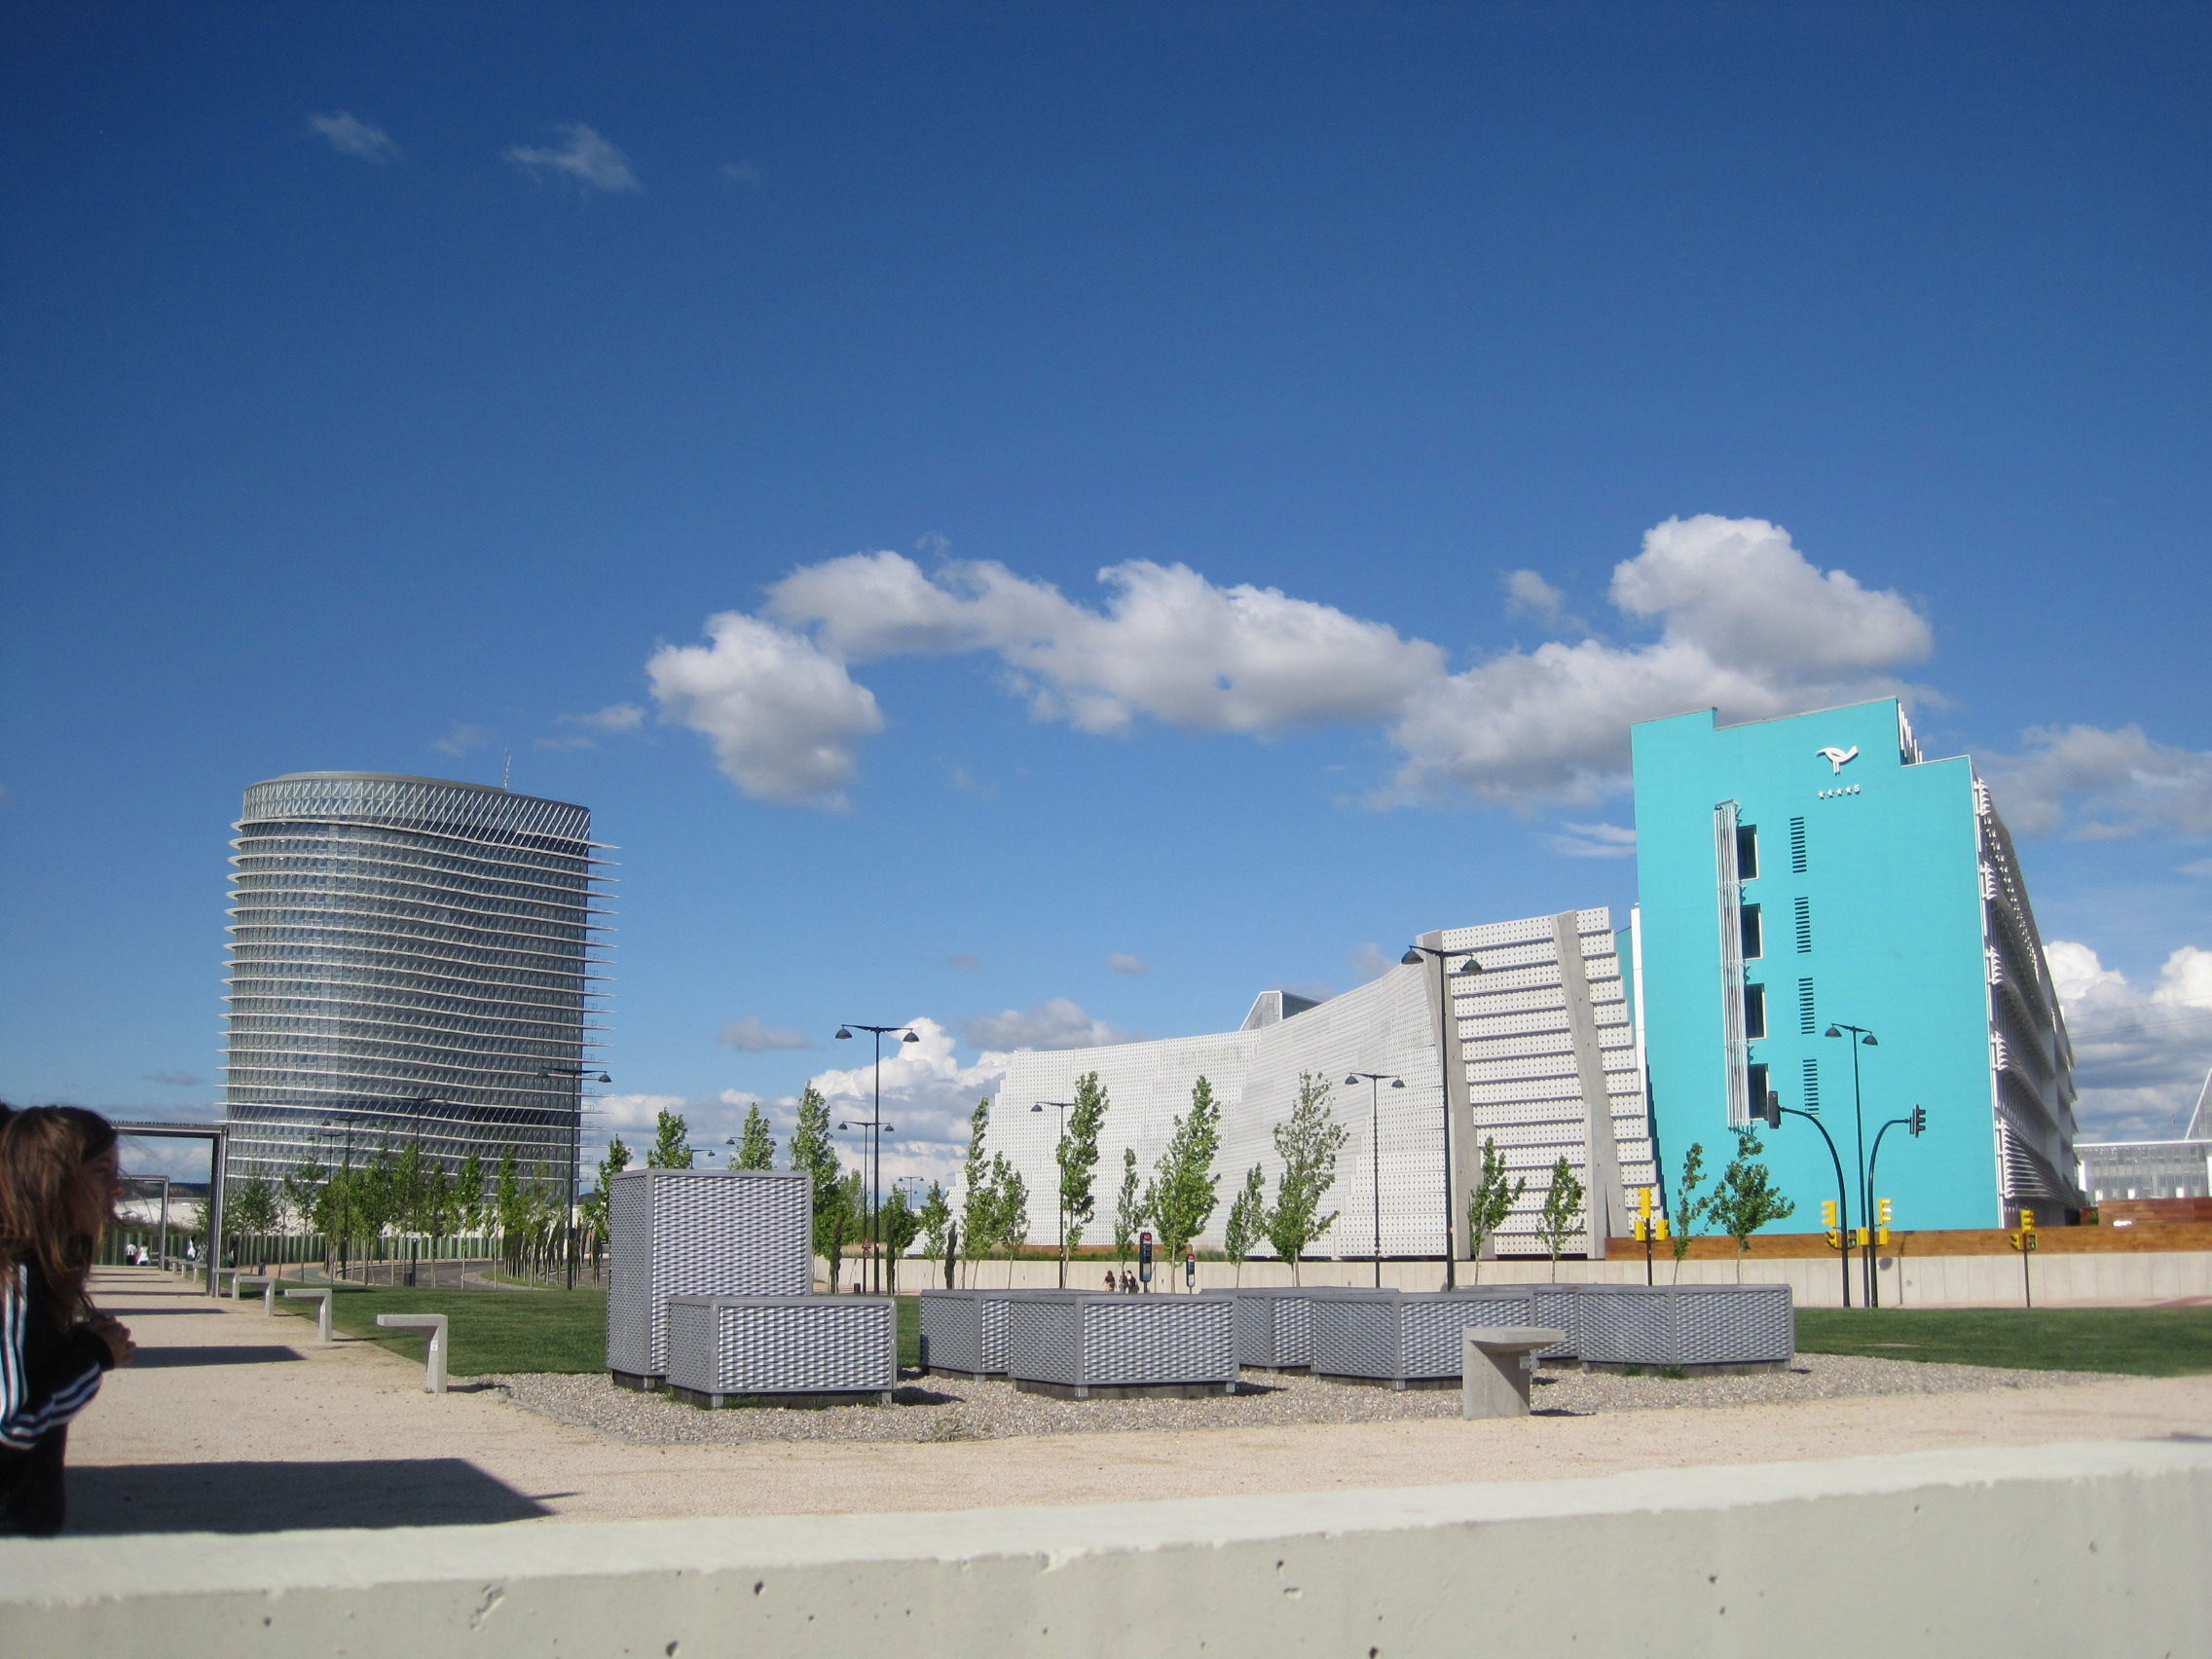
505;124;640;192
804;1017;1007;1176
957;998;1141;1051
2047;940;2212;1139
308;112;398;163
1980;725;2212;840
537;703;647;751
718;1016;815;1052
1347;941;1397;983
646;611;883;808
1501;570;1568;624
1545;821;1639;859
589;1092;688;1133
430;721;494;756
1107;952;1150;976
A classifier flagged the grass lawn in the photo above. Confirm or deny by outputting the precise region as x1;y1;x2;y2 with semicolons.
1794;1307;2212;1377
275;1284;925;1375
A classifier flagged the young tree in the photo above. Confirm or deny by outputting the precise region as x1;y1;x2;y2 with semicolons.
422;1165;456;1241
1224;1165;1267;1286
958;1098;995;1287
1666;1140;1712;1283
1057;1071;1110;1273
918;1180;953;1283
1535;1156;1586;1280
282;1159;327;1240
390;1142;430;1235
1707;1127;1797;1280
454;1151;487;1236
1112;1145;1144;1267
988;1152;1029;1286
1145;1076;1223;1285
787;1085;848;1287
227;1176;279;1241
1463;1136;1527;1283
495;1149;526;1271
1261;1072;1350;1285
879;1185;923;1293
732;1102;777;1170
815;1169;864;1291
581;1137;632;1261
645;1108;694;1169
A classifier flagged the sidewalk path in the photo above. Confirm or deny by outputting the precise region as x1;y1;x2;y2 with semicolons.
71;1269;2212;1534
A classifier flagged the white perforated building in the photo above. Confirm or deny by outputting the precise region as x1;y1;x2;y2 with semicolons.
991;907;1655;1262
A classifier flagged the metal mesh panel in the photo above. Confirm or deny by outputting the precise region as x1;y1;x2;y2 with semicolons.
664;1296;896;1395
1310;1292;1402;1379
1400;1295;1493;1377
606;1168;811;1376
1086;1300;1235;1386
1009;1299;1084;1384
1216;1289;1316;1368
1529;1286;1583;1361
918;1290;1015;1375
1571;1285;1796;1366
1576;1287;1676;1365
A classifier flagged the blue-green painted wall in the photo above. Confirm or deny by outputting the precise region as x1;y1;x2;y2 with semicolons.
1633;699;2002;1233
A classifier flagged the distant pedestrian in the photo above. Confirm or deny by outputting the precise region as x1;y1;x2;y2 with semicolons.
0;1106;136;1536
1102;1271;1116;1291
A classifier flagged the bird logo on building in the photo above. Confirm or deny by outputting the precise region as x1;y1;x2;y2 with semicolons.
1817;745;1860;774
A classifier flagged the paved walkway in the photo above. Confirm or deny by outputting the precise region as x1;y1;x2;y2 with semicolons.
69;1269;2212;1534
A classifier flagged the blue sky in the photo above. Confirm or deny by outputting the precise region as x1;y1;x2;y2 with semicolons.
4;3;2208;1184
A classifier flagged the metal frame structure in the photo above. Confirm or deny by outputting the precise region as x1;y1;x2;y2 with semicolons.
112;1121;228;1296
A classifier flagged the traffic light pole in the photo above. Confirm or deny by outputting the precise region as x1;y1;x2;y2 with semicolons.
1773;1104;1853;1309
1863;1107;1926;1310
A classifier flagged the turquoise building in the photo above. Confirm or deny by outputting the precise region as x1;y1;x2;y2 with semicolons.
1632;699;2080;1235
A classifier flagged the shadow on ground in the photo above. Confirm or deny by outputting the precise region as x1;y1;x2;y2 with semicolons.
126;1346;305;1369
69;1458;555;1532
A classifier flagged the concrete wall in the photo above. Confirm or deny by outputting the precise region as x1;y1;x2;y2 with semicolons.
5;1441;2205;1656
892;1248;2212;1306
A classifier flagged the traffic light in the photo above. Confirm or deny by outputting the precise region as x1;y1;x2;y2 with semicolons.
2018;1208;2036;1233
1821;1198;1841;1250
1655;1217;1671;1240
1854;1226;1869;1247
1757;1091;1782;1128
1821;1198;1837;1228
1633;1217;1648;1242
1909;1105;1928;1137
1876;1197;1894;1246
1638;1186;1653;1220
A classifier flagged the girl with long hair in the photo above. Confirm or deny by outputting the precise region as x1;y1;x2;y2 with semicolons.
0;1105;136;1535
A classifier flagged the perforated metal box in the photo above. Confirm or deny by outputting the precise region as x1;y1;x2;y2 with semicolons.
1204;1288;1318;1370
606;1168;812;1382
917;1288;1016;1377
1449;1283;1576;1361
1007;1292;1237;1396
664;1295;896;1403
1312;1289;1548;1385
1573;1284;1794;1368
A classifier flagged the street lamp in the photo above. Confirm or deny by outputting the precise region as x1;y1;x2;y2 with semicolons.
1030;1101;1076;1287
538;1066;610;1291
1402;942;1486;1287
834;1022;919;1296
1863;1104;1928;1309
1346;1073;1405;1286
1825;1024;1879;1308
1754;1089;1854;1309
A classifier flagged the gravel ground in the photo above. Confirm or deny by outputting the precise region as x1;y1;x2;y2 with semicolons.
480;1355;2113;1447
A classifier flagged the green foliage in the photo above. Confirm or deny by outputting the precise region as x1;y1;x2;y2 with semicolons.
987;1152;1029;1276
917;1179;952;1269
1464;1136;1527;1281
880;1185;922;1258
1535;1156;1586;1272
1058;1072;1110;1256
1112;1145;1144;1265
281;1159;327;1234
1224;1165;1267;1283
1668;1141;1712;1269
815;1169;864;1291
581;1137;631;1242
645;1108;694;1169
496;1149;527;1238
226;1176;280;1238
1261;1072;1349;1284
1145;1076;1223;1273
732;1102;777;1170
785;1085;856;1280
1708;1126;1796;1273
454;1152;487;1234
958;1098;995;1276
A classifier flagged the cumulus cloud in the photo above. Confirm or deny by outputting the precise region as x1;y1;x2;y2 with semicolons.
1981;725;2212;840
647;611;882;808
308;112;398;163
2047;940;2212;1139
538;703;646;751
1107;952;1150;976
505;124;640;192
718;1016;815;1052
1544;821;1639;859
589;1092;688;1133
803;1017;1007;1175
956;998;1141;1051
1501;570;1570;625
430;721;494;756
656;516;1949;812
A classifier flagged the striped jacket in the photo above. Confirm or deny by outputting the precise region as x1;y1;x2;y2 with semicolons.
1;1263;111;1454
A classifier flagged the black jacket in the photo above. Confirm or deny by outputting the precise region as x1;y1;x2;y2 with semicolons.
1;1262;111;1463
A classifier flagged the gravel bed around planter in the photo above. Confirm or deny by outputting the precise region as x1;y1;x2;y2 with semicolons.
475;1354;2114;1448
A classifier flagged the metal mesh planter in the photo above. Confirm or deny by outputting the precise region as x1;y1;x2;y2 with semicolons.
1449;1283;1576;1362
1312;1289;1543;1388
606;1168;812;1385
1007;1292;1237;1399
1204;1288;1318;1371
917;1288;1016;1379
664;1296;897;1407
1573;1284;1794;1371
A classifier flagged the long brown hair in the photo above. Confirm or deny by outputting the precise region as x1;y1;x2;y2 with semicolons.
0;1106;119;1326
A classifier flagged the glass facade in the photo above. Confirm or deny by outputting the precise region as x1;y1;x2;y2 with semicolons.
221;772;608;1195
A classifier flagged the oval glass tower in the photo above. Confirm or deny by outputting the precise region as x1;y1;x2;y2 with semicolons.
221;772;608;1196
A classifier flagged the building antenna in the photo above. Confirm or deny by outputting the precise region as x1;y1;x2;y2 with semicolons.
501;750;512;791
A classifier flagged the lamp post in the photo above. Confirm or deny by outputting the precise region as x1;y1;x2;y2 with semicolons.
835;1022;919;1296
538;1066;610;1290
1030;1101;1075;1287
1863;1105;1928;1309
1825;1024;1880;1309
1756;1090;1853;1309
1401;942;1485;1287
1346;1073;1405;1286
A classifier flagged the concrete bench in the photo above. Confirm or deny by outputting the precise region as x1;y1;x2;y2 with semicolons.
282;1287;335;1344
1461;1326;1567;1419
376;1313;450;1394
233;1274;276;1313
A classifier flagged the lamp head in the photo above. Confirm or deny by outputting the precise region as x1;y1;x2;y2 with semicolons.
834;1027;853;1041
1454;958;1483;977
1400;948;1424;966
1825;1026;1842;1039
901;1029;921;1044
1345;1075;1360;1087
1861;1033;1878;1047
1390;1078;1406;1088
